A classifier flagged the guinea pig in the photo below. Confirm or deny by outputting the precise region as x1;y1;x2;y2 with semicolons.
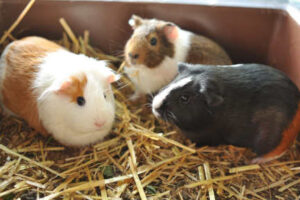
152;63;300;163
0;36;120;147
123;15;232;99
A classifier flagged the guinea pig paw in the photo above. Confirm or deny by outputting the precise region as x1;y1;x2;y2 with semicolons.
251;156;272;164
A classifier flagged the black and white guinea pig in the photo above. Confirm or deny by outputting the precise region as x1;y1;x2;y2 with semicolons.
152;63;300;163
0;36;120;147
123;15;232;99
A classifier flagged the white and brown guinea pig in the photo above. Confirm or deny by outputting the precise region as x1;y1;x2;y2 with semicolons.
123;15;232;98
0;36;120;146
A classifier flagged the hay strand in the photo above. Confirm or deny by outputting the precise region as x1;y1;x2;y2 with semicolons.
0;0;36;44
203;162;216;200
229;164;260;173
129;157;147;200
59;18;79;52
0;144;63;178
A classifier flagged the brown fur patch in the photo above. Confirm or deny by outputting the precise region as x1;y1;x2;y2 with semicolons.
260;102;300;161
2;36;61;136
186;35;232;65
57;74;87;103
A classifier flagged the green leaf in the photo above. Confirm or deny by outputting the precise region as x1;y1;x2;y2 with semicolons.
103;165;114;179
145;185;156;194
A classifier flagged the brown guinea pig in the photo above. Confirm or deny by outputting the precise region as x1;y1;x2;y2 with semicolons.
123;15;232;99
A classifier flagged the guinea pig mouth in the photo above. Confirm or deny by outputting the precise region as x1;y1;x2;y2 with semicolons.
129;60;136;65
77;123;109;134
95;121;105;128
94;122;109;132
125;56;136;66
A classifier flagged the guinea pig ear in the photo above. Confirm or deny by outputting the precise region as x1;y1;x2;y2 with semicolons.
178;62;190;74
200;80;224;107
163;23;178;43
106;71;121;84
57;80;73;94
37;79;74;100
55;78;78;96
128;15;143;29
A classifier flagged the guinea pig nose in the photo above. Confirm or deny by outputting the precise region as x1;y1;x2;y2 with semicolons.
94;120;106;128
129;52;139;59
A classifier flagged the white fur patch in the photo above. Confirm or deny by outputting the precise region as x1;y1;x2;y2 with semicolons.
124;28;192;95
124;57;178;94
34;50;116;146
0;43;17;116
251;151;286;164
224;64;243;68
128;18;135;27
174;29;191;64
152;76;192;117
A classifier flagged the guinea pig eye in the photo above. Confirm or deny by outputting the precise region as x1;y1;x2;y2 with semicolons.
179;95;190;104
150;37;157;46
104;93;107;99
77;96;85;106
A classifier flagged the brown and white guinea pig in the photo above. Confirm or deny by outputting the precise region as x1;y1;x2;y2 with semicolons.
152;63;300;163
123;15;232;98
0;36;120;147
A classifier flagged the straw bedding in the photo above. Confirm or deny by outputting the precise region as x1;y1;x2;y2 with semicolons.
0;0;300;199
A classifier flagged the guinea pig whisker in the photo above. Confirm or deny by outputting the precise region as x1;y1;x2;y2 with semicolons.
115;27;130;35
114;50;125;56
149;93;154;98
167;111;178;123
116;83;131;90
144;103;152;108
203;106;213;116
119;72;127;75
161;111;169;122
170;112;178;121
138;103;151;108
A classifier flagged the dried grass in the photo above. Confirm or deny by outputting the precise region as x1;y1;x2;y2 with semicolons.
0;0;300;199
